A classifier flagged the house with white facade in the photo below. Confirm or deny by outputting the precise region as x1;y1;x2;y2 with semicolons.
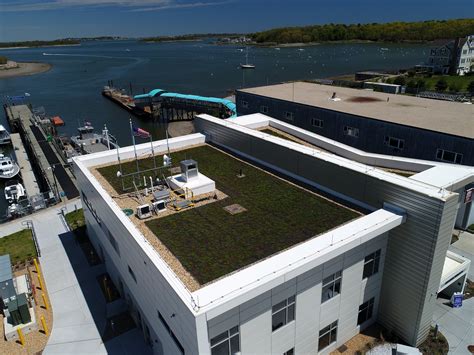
457;35;474;75
73;113;472;355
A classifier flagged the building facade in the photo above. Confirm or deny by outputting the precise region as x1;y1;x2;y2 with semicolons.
457;35;474;75
236;83;474;166
73;115;470;354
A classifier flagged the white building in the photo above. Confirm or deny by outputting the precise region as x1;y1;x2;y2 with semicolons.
457;35;474;75
73;113;472;355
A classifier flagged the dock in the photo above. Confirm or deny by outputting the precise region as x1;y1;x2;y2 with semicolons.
102;86;151;118
10;133;41;197
4;104;79;201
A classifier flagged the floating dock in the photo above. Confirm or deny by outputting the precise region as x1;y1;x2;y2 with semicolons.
102;86;151;118
10;133;40;197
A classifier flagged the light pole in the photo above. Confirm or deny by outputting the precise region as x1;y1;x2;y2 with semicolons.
48;165;59;202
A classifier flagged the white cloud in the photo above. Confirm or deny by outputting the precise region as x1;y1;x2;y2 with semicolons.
0;0;231;12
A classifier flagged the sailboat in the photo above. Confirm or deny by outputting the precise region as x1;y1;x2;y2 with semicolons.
240;47;255;69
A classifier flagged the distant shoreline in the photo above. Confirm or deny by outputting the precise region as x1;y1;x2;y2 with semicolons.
0;43;81;51
0;62;52;79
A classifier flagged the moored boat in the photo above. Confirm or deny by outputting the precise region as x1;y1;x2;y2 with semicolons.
0;125;11;145
0;154;20;179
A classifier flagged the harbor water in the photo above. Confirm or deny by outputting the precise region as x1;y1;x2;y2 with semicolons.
0;39;430;216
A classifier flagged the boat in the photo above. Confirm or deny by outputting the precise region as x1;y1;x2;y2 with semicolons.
0;154;20;179
4;180;26;203
70;123;118;156
0;125;11;145
240;47;255;69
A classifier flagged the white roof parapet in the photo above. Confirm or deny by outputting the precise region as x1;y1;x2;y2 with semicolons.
194;209;403;317
199;114;456;201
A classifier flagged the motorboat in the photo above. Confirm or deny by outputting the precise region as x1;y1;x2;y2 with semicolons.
240;47;255;69
0;154;20;179
0;125;11;145
4;180;26;203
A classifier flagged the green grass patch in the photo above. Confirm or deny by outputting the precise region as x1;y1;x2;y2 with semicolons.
65;209;88;242
0;229;37;264
261;128;303;144
467;224;474;234
98;145;360;285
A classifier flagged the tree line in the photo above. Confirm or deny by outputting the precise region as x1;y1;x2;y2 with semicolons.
251;19;474;44
0;39;79;49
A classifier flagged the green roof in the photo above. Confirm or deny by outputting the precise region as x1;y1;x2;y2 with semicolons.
97;145;360;286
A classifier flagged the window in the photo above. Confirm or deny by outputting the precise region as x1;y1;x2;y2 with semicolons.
311;118;324;128
285;111;294;121
384;136;404;150
343;126;359;138
272;295;295;331
241;100;248;108
128;265;137;283
210;326;240;355
363;250;381;279
318;320;338;351
260;105;269;114
284;348;294;355
158;311;185;354
461;59;466;64
358;298;375;325
436;149;463;164
321;271;342;303
463;49;468;54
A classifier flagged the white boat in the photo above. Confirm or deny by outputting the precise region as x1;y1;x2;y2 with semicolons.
4;180;26;203
0;125;11;145
240;47;255;69
0;154;20;179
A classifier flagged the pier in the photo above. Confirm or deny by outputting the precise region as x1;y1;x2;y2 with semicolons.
10;133;40;197
4;104;79;201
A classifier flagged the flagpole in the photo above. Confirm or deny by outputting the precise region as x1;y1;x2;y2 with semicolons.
150;134;157;172
129;118;140;176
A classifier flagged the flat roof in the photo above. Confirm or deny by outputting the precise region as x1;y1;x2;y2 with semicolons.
239;82;474;139
93;144;360;290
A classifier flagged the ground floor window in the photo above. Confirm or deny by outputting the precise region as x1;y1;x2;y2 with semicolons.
318;320;338;351
358;297;375;325
311;118;324;128
260;105;269;114
285;111;294;121
210;326;240;355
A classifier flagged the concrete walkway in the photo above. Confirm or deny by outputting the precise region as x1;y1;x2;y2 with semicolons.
0;201;151;354
432;230;474;354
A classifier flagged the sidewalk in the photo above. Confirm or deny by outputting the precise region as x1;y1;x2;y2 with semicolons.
432;230;474;354
0;200;151;354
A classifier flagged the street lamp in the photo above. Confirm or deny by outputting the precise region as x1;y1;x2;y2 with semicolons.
47;165;60;201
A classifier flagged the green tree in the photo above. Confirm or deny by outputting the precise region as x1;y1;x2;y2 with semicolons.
393;76;406;86
406;79;418;90
416;78;426;91
467;80;474;94
435;78;448;91
448;82;462;92
0;56;7;65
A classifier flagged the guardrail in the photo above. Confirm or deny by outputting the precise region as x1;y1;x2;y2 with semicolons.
21;220;41;257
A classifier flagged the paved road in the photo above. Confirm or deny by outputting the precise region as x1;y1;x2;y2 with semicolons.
29;124;79;199
0;200;151;354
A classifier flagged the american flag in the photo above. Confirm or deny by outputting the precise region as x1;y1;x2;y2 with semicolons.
132;125;150;139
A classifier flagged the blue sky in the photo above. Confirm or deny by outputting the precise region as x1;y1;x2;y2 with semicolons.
0;0;471;41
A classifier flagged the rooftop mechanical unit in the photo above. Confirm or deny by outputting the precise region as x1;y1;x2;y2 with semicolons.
137;204;152;219
180;159;198;182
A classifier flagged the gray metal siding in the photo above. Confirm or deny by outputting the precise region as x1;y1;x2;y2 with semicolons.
236;91;474;166
195;116;458;346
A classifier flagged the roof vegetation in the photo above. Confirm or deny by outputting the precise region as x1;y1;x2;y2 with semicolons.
97;145;359;285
